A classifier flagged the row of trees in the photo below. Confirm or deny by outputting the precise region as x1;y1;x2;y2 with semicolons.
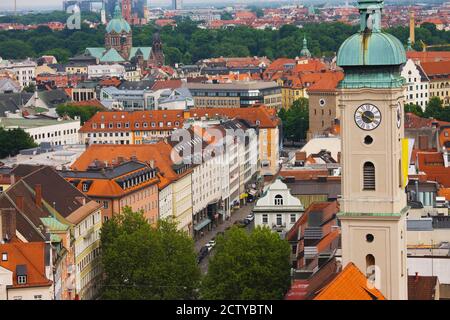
405;96;450;122
56;103;104;125
100;207;292;300
0;14;448;65
0;128;37;158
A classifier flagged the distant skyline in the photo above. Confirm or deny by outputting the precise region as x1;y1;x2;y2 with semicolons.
0;0;348;11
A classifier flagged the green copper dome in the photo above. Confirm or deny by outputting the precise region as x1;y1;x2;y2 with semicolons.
106;4;131;34
336;0;406;88
337;32;406;66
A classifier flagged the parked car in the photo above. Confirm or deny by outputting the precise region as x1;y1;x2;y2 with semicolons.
197;246;209;263
245;214;255;222
206;240;216;250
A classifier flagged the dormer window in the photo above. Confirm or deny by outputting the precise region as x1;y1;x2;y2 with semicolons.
1;253;7;261
117;123;121;128
109;123;113;129
135;122;139;128
82;183;89;192
125;122;130;128
17;276;27;284
92;123;97;129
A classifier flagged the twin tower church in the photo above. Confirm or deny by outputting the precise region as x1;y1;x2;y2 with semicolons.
85;4;165;68
337;0;409;299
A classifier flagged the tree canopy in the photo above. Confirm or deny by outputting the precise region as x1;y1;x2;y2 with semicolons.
0;14;448;66
100;207;201;300
56;104;103;124
200;226;291;300
278;98;309;141
0;127;37;158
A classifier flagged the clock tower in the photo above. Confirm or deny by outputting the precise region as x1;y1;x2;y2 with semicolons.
336;0;408;300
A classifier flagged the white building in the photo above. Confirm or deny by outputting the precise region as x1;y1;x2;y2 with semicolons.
88;64;125;79
401;59;430;110
0;58;36;89
0;117;81;146
253;179;304;238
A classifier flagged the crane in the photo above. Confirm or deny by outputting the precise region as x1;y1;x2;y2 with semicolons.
419;40;450;52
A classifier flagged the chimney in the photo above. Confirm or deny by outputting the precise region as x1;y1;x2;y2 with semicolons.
15;195;24;211
1;209;16;242
34;184;42;208
149;159;155;168
415;272;419;283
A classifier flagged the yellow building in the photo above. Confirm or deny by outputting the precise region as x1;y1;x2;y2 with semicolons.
68;201;103;300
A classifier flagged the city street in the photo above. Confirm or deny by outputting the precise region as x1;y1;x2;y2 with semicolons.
195;201;256;274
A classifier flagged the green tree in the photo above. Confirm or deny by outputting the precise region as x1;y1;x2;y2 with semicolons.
424;96;443;118
56;104;103;124
200;226;291;300
101;207;200;300
0;128;37;158
282;98;309;141
23;83;36;93
221;12;233;20
404;103;424;117
0;40;35;59
43;48;71;64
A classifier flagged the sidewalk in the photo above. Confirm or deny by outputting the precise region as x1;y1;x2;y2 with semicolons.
195;202;255;253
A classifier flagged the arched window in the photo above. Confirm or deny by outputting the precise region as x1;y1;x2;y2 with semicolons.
366;254;376;279
274;194;283;206
363;162;375;190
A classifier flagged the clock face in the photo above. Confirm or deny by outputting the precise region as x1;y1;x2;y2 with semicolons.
354;104;382;131
396;102;402;128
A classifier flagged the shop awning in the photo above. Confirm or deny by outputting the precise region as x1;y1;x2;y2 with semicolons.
194;218;211;231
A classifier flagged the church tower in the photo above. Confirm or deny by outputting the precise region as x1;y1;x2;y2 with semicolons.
105;3;132;59
151;30;165;67
336;0;408;300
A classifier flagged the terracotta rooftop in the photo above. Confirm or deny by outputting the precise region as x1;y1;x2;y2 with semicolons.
314;262;386;300
421;60;450;77
151;79;183;91
407;51;450;63
307;71;344;92
0;242;52;288
408;273;438;300
79;110;185;133
70;142;192;189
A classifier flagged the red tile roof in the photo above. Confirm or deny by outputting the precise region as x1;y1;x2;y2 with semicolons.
407;51;450;63
79;110;185;133
0;242;52;288
307;71;344;92
151;79;183;91
416;152;450;187
70;142;191;189
421;60;450;77
314;262;386;300
408;274;438;300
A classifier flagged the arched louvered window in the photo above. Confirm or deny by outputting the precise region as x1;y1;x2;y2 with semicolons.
274;194;283;206
366;254;376;279
363;162;375;190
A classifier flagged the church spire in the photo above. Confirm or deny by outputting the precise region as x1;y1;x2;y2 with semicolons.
113;2;122;19
300;36;311;58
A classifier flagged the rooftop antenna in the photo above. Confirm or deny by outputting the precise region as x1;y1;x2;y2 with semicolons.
14;0;17;16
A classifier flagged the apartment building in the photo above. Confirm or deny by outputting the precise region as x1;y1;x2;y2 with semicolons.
70;142;194;235
0;117;81;146
79;110;185;145
186;106;281;176
62;160;160;223
401;59;430;110
421;60;450;105
0;165;103;300
0;58;36;89
186;81;282;109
